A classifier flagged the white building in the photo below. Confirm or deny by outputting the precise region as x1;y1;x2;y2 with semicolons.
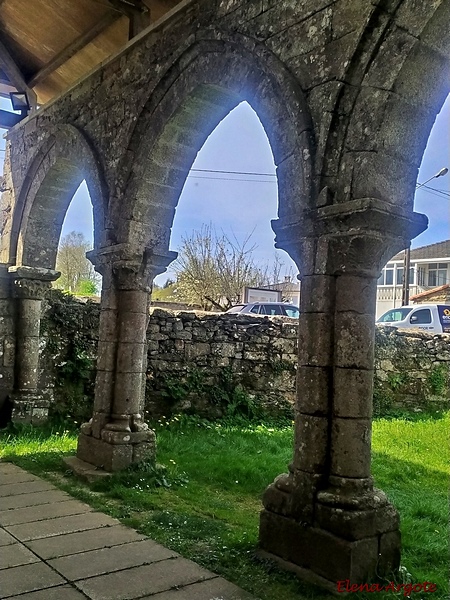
376;240;450;318
257;277;301;306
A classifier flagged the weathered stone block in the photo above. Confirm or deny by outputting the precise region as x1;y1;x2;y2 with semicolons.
298;314;333;368
96;340;117;372
259;510;382;583
333;367;374;418
378;530;402;575
116;342;146;373
77;434;133;471
331;418;372;478
132;441;156;463
335;313;375;369
336;274;377;315
93;372;115;413
314;501;400;541
296;366;330;415
117;312;148;343
298;275;335;314
293;413;328;473
2;337;15;367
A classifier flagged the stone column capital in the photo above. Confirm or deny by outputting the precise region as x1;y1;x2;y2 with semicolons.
272;198;428;277
8;266;60;299
87;244;177;291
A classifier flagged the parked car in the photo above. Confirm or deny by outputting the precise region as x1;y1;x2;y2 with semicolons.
225;302;299;318
376;304;450;333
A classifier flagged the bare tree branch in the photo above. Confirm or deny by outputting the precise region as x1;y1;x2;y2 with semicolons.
173;224;289;311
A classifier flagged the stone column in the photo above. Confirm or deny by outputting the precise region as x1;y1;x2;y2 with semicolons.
259;200;427;590
8;266;60;424
72;245;176;472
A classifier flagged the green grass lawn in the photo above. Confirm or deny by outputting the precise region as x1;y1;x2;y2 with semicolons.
1;412;448;600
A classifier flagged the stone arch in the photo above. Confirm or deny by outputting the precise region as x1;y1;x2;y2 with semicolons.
112;35;315;264
11;125;108;269
319;0;450;224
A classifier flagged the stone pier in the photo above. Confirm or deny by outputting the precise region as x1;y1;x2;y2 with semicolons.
8;266;59;424
259;203;427;588
69;246;176;473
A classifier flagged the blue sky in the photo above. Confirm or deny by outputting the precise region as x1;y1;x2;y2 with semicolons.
1;93;449;284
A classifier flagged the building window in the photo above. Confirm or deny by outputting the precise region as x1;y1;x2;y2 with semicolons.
378;263;395;285
396;264;415;285
428;263;448;287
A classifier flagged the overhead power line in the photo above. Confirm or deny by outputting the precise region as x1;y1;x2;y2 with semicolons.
190;168;276;177
188;175;277;184
417;184;450;198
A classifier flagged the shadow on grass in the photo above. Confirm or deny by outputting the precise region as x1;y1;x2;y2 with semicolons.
1;421;448;600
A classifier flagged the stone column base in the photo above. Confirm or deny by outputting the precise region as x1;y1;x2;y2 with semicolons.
11;391;50;425
259;508;400;589
75;430;156;472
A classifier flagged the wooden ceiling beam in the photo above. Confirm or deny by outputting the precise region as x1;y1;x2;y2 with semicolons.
0;39;37;110
27;11;122;88
107;0;150;38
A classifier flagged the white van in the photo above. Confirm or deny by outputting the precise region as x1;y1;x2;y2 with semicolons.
376;304;450;334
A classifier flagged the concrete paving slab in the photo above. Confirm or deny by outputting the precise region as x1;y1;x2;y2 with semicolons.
0;561;64;597
0;528;16;546
0;465;257;600
75;557;216;600
0;480;54;497
49;538;178;580
9;585;87;600
0;489;72;510
0;472;40;486
146;577;258;600
6;512;119;541
0;463;23;475
25;524;146;559
0;499;93;526
0;543;39;569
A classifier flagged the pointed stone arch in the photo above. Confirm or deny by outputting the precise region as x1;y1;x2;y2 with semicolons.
317;0;450;227
112;34;315;265
8;124;108;269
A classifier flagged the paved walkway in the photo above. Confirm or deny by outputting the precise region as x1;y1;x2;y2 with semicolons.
0;462;256;600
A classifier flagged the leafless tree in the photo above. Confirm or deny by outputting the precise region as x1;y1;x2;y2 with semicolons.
173;224;290;311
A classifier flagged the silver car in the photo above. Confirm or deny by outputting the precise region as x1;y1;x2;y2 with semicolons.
225;302;299;318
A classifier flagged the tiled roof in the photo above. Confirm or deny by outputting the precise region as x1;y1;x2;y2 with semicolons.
392;239;450;261
410;284;450;300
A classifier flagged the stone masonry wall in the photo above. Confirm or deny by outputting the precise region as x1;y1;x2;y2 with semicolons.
38;296;450;423
374;326;450;412
0;266;14;424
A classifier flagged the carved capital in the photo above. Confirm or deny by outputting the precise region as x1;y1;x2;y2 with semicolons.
9;266;60;299
272;199;428;277
88;244;177;291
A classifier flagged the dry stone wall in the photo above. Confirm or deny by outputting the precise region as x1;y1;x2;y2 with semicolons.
374;326;450;412
37;296;450;423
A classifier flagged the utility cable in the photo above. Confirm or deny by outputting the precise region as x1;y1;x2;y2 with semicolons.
187;175;277;183
190;168;276;177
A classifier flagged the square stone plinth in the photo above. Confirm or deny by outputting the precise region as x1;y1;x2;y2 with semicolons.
77;434;133;471
259;509;400;586
76;432;155;472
